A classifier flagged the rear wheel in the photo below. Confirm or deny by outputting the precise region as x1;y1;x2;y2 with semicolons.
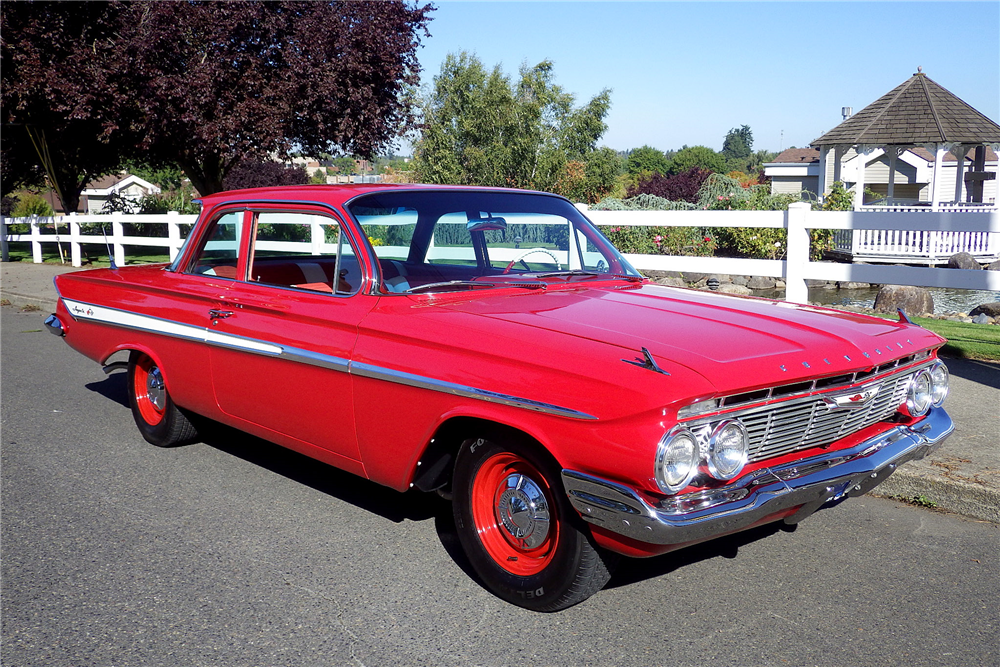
452;435;616;611
127;351;198;447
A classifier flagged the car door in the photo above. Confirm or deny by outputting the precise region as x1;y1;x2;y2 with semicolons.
206;206;376;467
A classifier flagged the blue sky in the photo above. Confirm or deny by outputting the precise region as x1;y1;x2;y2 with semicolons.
409;1;1000;154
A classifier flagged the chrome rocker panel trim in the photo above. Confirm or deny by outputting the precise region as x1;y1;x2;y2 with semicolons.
562;407;954;546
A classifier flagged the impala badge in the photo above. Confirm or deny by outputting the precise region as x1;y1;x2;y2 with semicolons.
824;384;881;410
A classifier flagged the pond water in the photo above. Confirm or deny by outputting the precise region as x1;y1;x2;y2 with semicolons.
754;286;1000;314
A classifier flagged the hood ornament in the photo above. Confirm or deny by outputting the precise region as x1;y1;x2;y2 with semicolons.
622;347;670;376
824;384;881;410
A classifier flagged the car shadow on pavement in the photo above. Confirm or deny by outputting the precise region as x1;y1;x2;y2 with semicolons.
197;419;447;525
942;356;1000;389
604;522;792;590
85;371;130;408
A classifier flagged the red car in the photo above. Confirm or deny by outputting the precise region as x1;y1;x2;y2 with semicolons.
47;184;953;611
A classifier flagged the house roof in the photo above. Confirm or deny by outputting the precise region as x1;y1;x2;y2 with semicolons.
812;71;1000;146
771;148;820;164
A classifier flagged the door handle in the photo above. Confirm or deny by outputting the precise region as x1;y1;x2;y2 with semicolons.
208;309;233;320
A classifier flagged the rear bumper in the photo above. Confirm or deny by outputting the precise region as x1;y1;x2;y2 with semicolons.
562;407;954;547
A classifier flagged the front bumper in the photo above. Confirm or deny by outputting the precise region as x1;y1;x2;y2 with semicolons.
562;406;954;546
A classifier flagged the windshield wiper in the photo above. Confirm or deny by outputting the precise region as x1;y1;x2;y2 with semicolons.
532;270;643;282
406;280;547;294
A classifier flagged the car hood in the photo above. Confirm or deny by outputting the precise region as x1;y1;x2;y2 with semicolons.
432;283;944;395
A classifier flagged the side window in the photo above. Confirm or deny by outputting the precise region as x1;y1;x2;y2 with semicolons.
189;211;243;279
248;212;358;295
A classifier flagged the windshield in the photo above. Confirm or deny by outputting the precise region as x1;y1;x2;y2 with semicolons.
347;190;639;293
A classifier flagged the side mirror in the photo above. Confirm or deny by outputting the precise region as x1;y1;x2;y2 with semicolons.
467;217;507;233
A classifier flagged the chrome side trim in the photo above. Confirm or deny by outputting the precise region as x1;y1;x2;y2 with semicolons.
562;406;954;546
350;362;597;421
61;298;593;421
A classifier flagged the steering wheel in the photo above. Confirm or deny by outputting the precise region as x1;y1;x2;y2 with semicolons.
503;247;562;274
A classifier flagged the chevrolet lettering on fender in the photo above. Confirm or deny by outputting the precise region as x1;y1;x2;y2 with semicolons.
46;184;953;611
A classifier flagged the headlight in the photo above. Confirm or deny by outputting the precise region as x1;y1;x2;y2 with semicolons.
655;428;699;494
929;361;949;407
906;369;933;417
706;420;749;481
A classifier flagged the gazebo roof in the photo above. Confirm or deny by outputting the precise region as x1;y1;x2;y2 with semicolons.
812;71;1000;146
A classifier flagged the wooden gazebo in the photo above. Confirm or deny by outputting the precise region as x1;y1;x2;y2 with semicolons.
812;69;1000;210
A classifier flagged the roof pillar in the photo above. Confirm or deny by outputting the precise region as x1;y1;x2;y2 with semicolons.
930;144;947;211
886;146;900;202
953;145;969;203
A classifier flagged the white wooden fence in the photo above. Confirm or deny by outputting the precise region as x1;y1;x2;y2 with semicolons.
3;204;999;304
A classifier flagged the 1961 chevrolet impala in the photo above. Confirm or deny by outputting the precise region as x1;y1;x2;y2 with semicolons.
47;184;953;611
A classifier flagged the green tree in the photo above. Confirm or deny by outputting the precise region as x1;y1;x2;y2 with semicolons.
722;125;753;161
626;145;671;175
330;156;357;174
667;145;727;175
413;52;612;192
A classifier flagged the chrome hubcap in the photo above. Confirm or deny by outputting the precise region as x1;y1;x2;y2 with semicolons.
496;473;550;548
146;367;165;410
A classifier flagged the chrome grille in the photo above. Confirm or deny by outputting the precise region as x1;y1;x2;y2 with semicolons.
743;371;914;461
687;368;918;464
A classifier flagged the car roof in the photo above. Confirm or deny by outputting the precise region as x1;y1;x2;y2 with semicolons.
197;183;554;206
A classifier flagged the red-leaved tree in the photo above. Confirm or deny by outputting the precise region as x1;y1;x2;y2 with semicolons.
626;168;711;203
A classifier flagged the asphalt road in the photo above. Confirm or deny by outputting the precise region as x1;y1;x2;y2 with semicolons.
2;307;998;667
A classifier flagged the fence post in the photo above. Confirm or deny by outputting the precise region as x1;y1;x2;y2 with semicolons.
0;216;8;262
167;211;181;262
112;212;125;268
31;216;43;263
784;202;811;303
69;212;82;267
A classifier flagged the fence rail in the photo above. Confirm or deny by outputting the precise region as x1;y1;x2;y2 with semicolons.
3;205;999;303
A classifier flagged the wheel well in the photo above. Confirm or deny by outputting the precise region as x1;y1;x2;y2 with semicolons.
411;418;551;493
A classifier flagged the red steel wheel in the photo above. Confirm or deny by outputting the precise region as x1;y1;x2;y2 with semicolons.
132;354;166;426
453;435;617;611
470;451;558;577
126;351;198;448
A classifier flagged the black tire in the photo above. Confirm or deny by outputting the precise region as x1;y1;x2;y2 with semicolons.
452;435;616;611
126;351;198;447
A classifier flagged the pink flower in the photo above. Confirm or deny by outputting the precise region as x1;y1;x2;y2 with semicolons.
717;195;724;201
654;235;663;243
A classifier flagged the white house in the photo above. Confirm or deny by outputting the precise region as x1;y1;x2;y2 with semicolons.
82;174;162;214
765;146;998;205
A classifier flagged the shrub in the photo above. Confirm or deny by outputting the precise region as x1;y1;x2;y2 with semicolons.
11;192;54;217
626;168;711;203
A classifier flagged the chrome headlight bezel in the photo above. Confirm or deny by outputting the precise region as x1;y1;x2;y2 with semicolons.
929;360;949;407
905;368;933;417
706;419;750;481
655;427;700;494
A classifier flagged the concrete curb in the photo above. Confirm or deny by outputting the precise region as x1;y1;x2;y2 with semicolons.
873;469;1000;524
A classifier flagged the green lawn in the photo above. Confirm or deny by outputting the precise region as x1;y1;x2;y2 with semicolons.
3;243;170;267
870;312;1000;361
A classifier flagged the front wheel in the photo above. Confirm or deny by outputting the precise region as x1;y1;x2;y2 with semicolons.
452;436;616;611
127;351;198;447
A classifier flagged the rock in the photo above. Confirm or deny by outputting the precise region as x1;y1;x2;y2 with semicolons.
873;285;934;315
969;302;1000;319
987;260;1000;271
682;272;708;283
653;276;686;287
691;277;709;288
837;282;870;289
717;283;752;296
805;279;829;287
775;280;786;288
731;275;749;286
747;276;776;290
947;252;981;270
961;317;974;323
972;314;992;325
708;274;732;284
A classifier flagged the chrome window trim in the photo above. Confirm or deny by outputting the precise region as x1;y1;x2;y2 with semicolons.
62;298;594;421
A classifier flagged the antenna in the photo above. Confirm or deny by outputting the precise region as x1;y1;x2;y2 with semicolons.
100;223;117;269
